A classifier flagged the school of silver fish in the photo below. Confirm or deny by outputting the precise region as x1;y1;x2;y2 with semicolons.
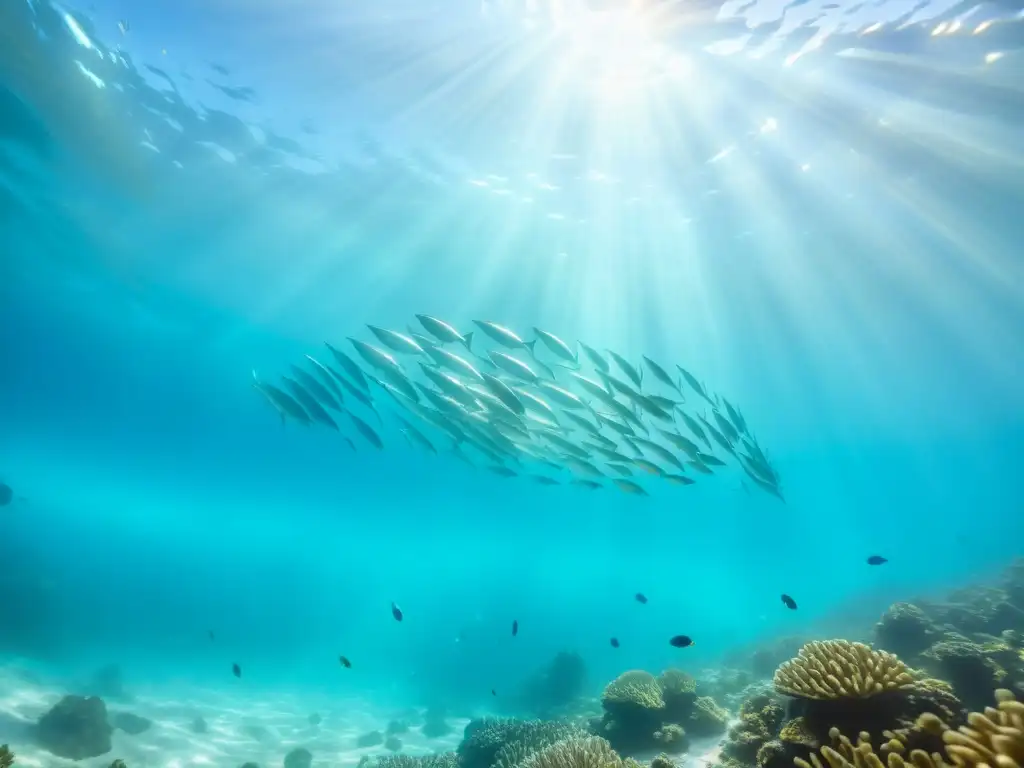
251;316;784;500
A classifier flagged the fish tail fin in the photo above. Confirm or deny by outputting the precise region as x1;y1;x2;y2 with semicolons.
462;331;474;352
524;339;537;357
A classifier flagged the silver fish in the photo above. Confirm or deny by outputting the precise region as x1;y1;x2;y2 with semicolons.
486;465;517;478
419;364;479;408
252;371;310;425
416;314;474;349
380;367;420;403
348;411;383;449
282;375;338;430
561;410;602;438
348;338;404;376
677;364;714;404
396;416;437;454
473;321;537;353
533;328;577;363
325;342;370;391
512;387;560;422
572;479;602;490
631;437;686;473
489;351;538;382
568;372;616;405
368;325;425;356
642;355;683;396
424;346;484;382
304;355;345;402
537;381;589;411
713;409;739;443
607;350;642;389
614;479;649;496
678;409;711;450
579;342;609;373
291;365;342;411
563;457;604;477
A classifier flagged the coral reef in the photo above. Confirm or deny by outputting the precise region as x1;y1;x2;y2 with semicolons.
875;604;936;662
687;696;731;738
715;692;786;768
0;745;13;768
362;754;459;768
793;688;1023;768
110;761;127;768
519;736;641;768
773;641;916;700
385;736;403;751
651;755;677;768
922;640;1009;710
35;694;113;760
284;748;313;768
457;717;584;768
653;724;689;754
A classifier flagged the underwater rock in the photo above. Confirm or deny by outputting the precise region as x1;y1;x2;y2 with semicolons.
387;719;409;735
35;694;113;760
309;713;322;727
90;664;130;700
385;735;403;751
283;747;313;768
109;760;127;768
357;730;385;748
422;708;453;738
191;716;207;733
520;651;588;717
875;603;936;661
111;711;152;735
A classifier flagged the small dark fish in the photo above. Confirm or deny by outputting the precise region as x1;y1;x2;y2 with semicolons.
781;594;798;610
208;630;215;641
512;620;519;637
232;663;241;678
391;602;404;622
339;656;352;668
491;689;497;696
0;482;13;506
867;555;888;566
669;635;695;648
635;592;648;604
610;637;620;648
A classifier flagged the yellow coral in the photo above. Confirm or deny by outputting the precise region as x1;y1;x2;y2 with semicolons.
602;671;666;710
520;737;633;768
793;689;1024;768
774;641;916;700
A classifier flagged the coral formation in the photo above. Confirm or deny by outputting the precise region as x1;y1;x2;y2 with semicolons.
604;671;666;712
687;696;731;737
457;717;584;768
876;604;936;662
793;688;1024;768
651;755;677;768
653;724;688;753
284;748;313;768
423;707;454;738
922;640;1009;711
110;761;126;768
35;694;113;760
0;745;13;768
716;693;786;768
774;641;917;700
385;736;403;751
519;736;640;768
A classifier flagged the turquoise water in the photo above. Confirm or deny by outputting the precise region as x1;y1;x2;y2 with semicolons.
1;0;1023;722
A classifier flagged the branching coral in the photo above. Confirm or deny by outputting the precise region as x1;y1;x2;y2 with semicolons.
0;745;13;768
793;689;1024;768
603;672;666;711
774;641;916;700
519;736;639;768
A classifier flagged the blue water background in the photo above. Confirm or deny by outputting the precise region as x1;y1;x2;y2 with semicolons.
1;0;1022;710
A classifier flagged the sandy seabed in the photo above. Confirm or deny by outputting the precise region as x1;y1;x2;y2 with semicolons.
0;664;467;768
0;664;730;768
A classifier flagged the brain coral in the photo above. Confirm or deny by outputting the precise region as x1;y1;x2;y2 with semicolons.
774;641;916;700
793;688;1024;768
